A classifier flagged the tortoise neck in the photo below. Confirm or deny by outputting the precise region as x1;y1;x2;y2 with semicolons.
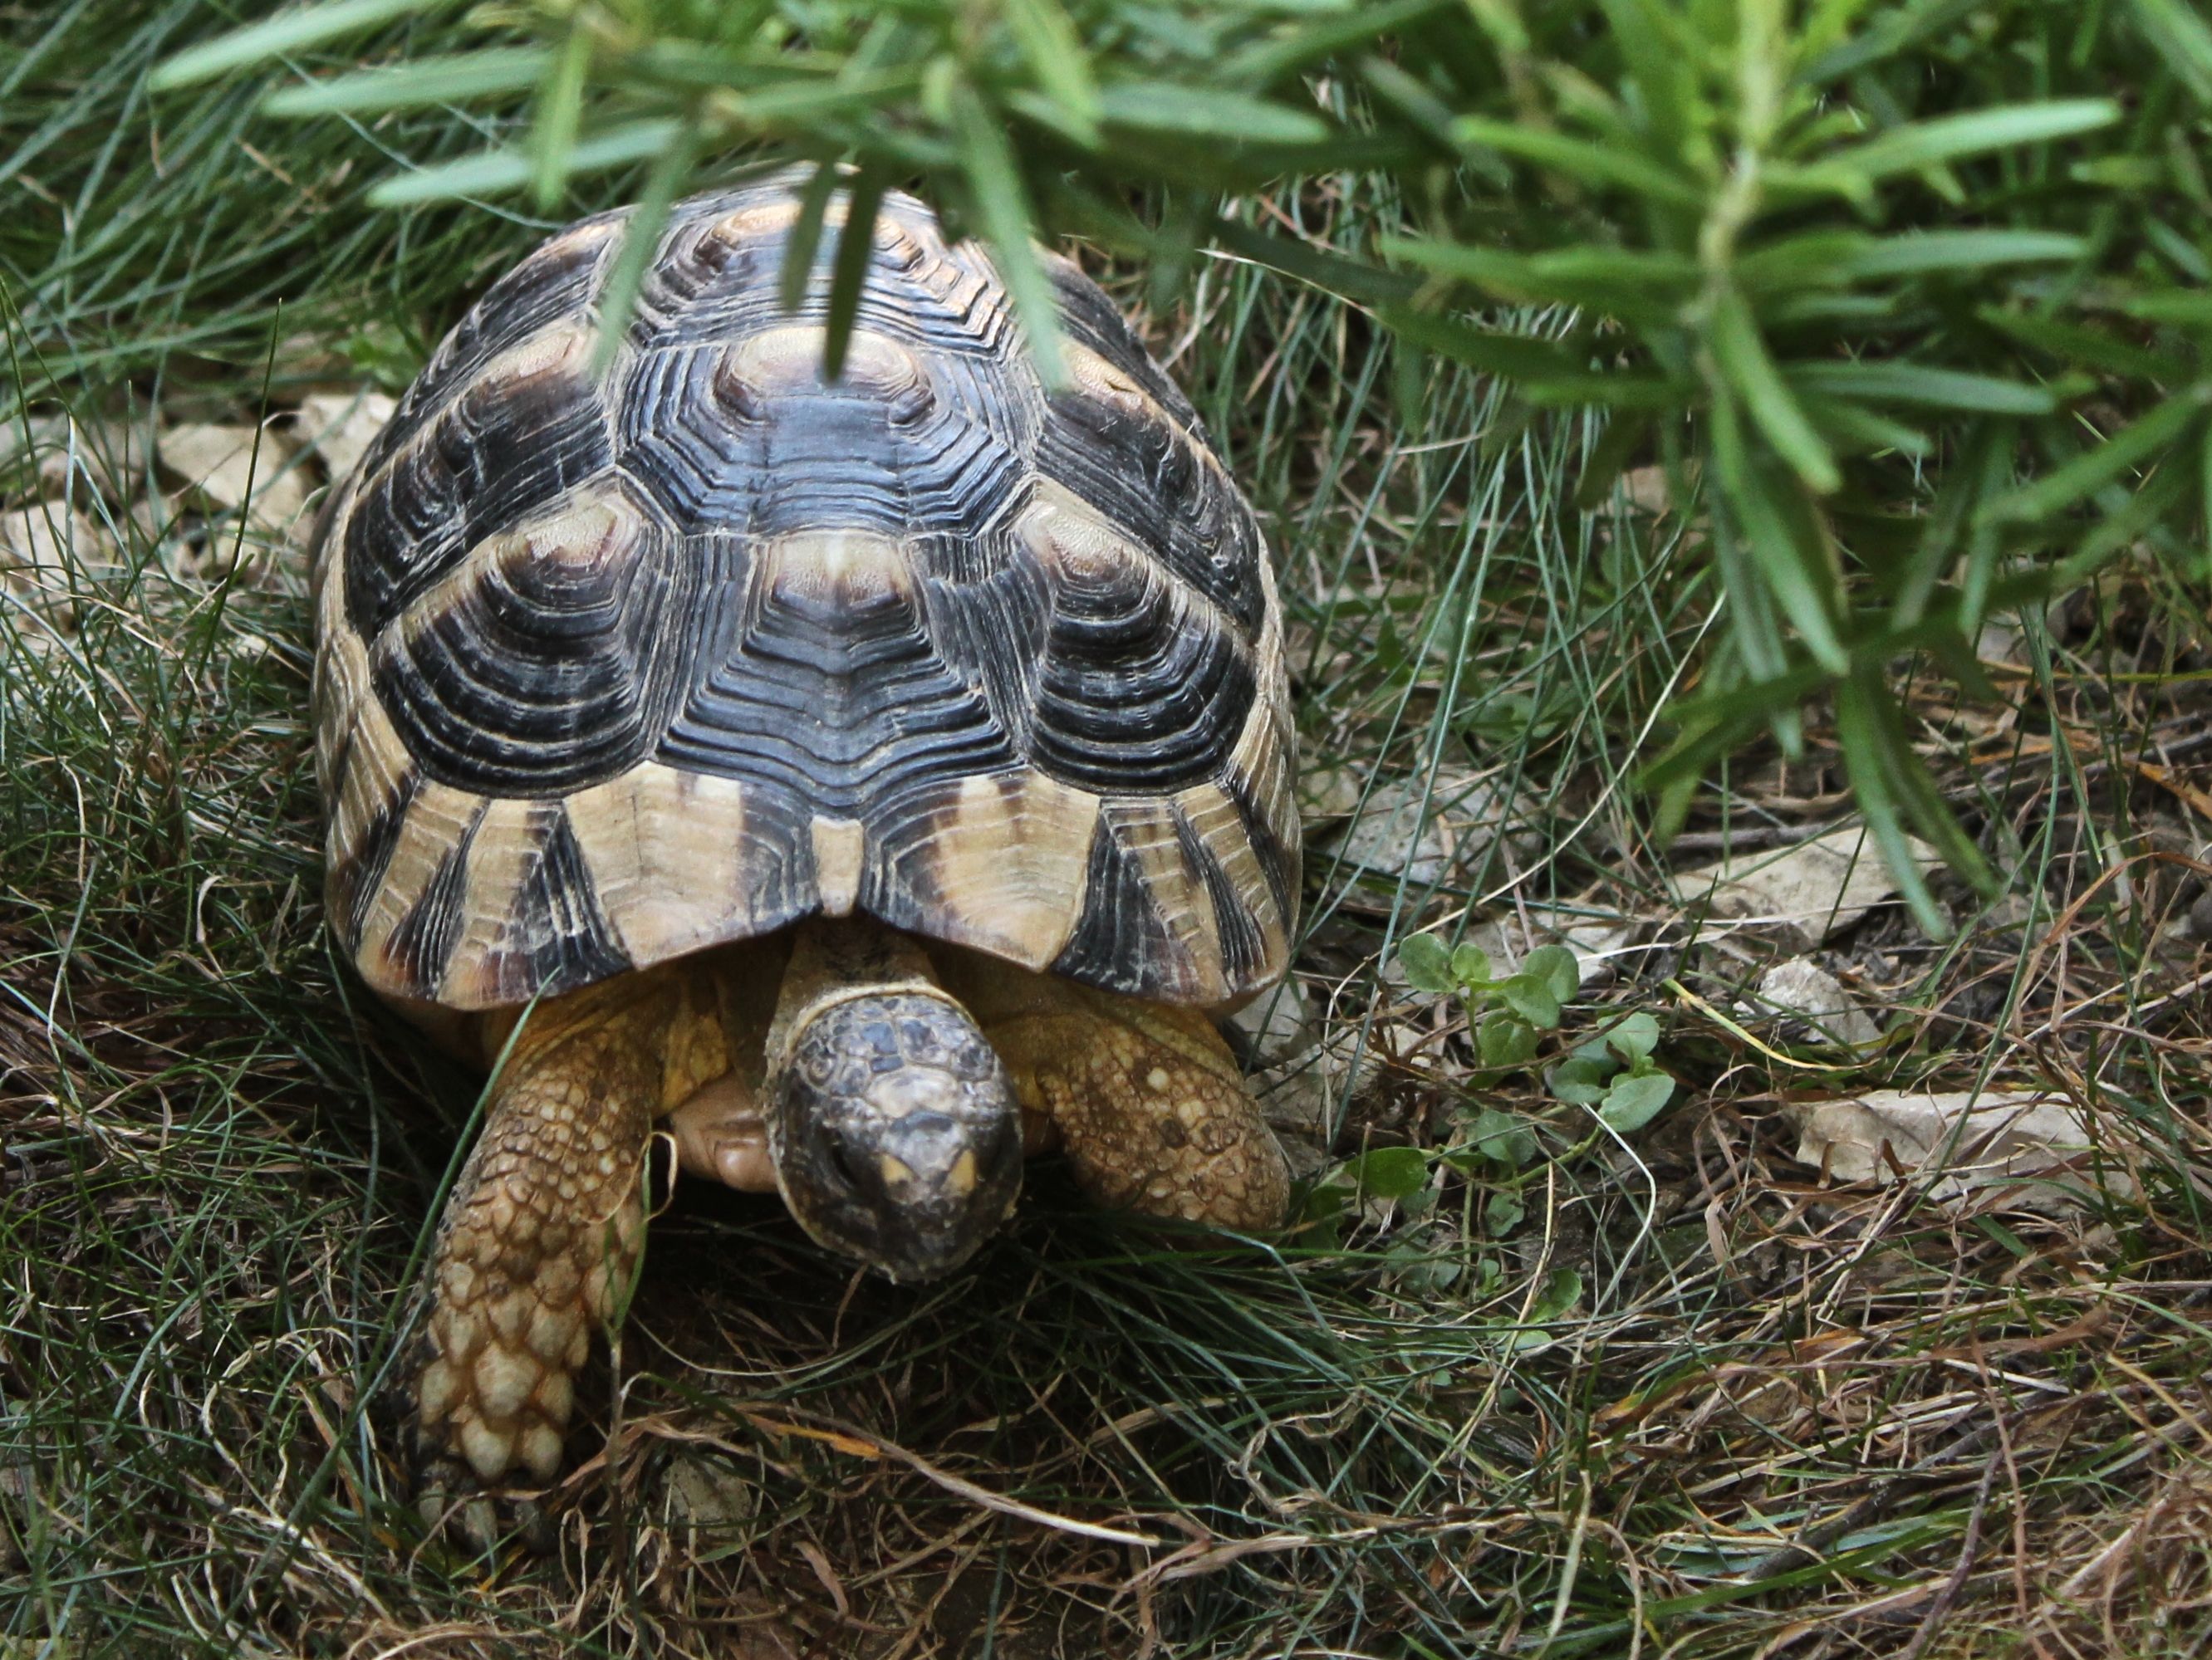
763;916;948;1072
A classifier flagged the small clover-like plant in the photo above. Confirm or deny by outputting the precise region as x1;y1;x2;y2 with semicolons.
1297;1143;1435;1248
1547;1011;1677;1135
1396;933;1580;1078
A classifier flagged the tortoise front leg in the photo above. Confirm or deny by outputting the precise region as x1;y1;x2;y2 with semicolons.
407;981;683;1490
954;965;1290;1232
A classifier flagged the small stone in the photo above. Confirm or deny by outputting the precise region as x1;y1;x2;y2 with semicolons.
1253;1026;1382;1144
0;501;113;634
294;389;396;485
1296;760;1367;825
665;1453;756;1535
2190;889;2212;941
1617;464;1671;515
1225;977;1316;1066
1787;1088;2135;1214
1746;958;1881;1048
2;500;106;577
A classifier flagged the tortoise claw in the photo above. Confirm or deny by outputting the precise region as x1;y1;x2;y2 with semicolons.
410;1451;558;1557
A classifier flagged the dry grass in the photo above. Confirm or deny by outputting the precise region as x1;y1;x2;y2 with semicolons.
6;19;2212;1653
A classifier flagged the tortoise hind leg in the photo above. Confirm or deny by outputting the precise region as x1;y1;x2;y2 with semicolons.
407;971;709;1492
947;960;1290;1232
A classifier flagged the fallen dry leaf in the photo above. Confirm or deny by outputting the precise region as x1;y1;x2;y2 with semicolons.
158;422;311;535
1679;828;1939;943
1788;1087;2133;1212
1327;770;1541;891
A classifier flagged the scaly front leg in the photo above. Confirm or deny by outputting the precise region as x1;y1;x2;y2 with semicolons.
406;977;686;1491
946;958;1290;1233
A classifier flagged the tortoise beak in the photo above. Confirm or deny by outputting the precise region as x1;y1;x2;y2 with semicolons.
767;992;1023;1281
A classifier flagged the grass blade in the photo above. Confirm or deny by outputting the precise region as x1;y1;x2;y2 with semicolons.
365;118;677;207
152;0;446;91
950;81;1065;387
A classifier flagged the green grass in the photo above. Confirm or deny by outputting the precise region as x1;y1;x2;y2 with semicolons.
6;4;2212;1656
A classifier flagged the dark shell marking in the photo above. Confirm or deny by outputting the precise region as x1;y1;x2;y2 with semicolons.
315;174;1297;1011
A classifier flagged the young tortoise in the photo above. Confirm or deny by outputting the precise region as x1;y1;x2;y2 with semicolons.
312;173;1301;1492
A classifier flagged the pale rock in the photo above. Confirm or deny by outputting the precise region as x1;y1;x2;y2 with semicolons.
1975;613;2028;666
1;500;103;576
1296;759;1366;825
1225;977;1316;1066
1678;827;1939;943
1253;1026;1382;1145
158;422;311;536
663;1453;755;1536
1328;770;1542;891
1617;464;1671;515
1787;1088;2134;1213
1747;959;1881;1047
294;389;396;486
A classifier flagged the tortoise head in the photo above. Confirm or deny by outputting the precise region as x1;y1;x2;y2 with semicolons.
765;989;1023;1282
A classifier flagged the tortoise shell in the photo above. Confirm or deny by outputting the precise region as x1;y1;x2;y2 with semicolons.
311;174;1298;1015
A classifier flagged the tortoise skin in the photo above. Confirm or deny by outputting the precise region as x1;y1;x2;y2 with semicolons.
313;174;1298;1016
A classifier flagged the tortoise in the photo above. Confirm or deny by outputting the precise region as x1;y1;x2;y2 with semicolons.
312;171;1301;1491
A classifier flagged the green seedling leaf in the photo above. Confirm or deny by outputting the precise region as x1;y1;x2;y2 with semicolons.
1396;933;1456;993
1605;1011;1660;1064
368;119;679;206
1453;115;1704;206
1479;1012;1538;1069
1711;289;1840;495
1450;943;1493;986
1521;944;1580;1005
1597;1070;1676;1134
950;81;1066;387
1499;975;1561;1030
2131;0;2212;104
1791;361;2058;414
1529;1266;1583;1324
1485;1192;1526;1236
1548;1053;1613;1105
1461;1107;1539;1169
1346;1145;1431;1201
1832;229;2087;278
1987;388;2211;522
1003;0;1101;142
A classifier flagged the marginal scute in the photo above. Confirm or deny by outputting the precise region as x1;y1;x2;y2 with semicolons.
1173;782;1286;989
871;770;1100;972
560;762;807;977
355;781;491;998
316;171;1299;1012
1052;800;1225;1003
442;800;633;1006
